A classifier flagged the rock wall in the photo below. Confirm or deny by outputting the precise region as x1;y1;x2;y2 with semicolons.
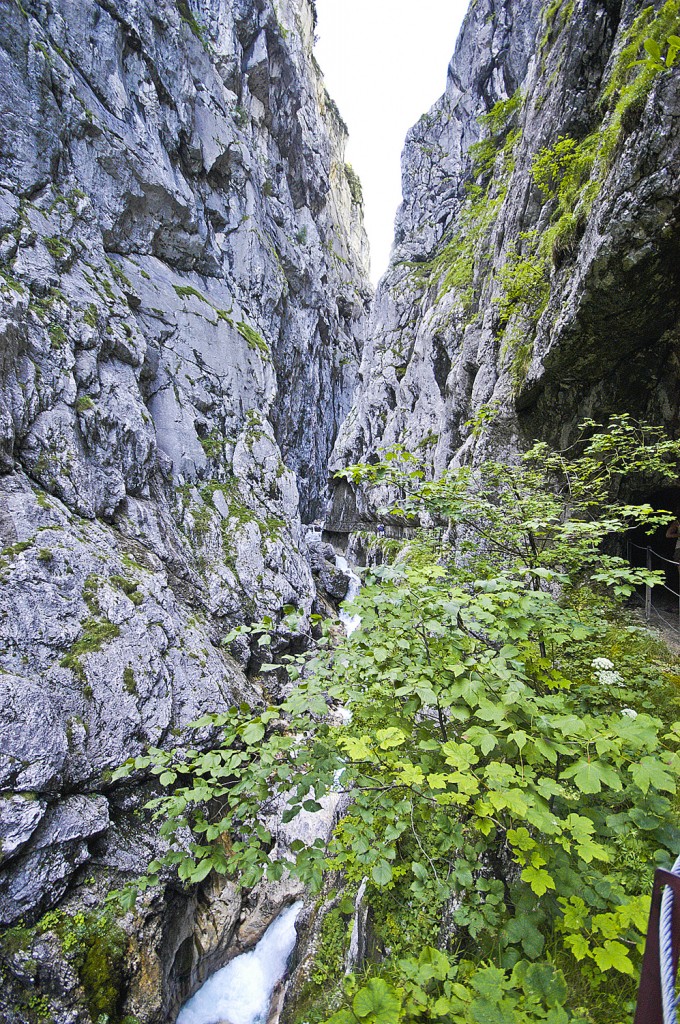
3;0;680;1018
0;0;370;1019
327;0;680;531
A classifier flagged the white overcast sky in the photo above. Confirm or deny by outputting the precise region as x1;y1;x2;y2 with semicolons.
314;0;469;283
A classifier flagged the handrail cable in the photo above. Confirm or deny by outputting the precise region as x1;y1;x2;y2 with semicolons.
660;854;680;1023
630;590;680;636
626;541;680;625
635;853;680;1023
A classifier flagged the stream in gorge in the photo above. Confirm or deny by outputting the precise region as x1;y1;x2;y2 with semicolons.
175;560;362;1024
176;902;303;1024
335;555;362;635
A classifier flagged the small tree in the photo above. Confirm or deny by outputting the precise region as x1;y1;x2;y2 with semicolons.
115;416;680;1023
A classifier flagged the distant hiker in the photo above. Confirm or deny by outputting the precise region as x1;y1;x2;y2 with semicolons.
666;515;680;563
377;524;385;537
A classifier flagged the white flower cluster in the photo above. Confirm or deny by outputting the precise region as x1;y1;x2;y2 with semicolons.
591;657;624;687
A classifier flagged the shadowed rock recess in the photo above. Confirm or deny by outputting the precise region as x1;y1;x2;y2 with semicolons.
1;0;679;1020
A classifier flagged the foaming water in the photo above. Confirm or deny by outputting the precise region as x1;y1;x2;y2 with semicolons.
335;555;362;635
176;902;303;1024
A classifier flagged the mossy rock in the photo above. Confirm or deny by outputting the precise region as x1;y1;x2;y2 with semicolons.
79;923;128;1022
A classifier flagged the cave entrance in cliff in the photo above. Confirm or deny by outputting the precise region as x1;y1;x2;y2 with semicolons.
625;485;680;627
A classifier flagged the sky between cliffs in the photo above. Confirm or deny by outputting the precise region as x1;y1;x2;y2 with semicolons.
314;0;468;284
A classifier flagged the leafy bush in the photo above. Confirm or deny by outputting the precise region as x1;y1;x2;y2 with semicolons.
115;417;680;1022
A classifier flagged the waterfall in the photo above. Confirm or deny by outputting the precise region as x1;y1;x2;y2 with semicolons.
345;878;368;973
335;555;362;635
176;902;303;1024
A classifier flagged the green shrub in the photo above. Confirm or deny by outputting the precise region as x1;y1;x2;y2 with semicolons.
344;164;363;205
118;418;680;1023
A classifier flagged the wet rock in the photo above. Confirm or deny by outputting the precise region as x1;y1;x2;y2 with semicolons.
307;534;350;600
0;0;370;1016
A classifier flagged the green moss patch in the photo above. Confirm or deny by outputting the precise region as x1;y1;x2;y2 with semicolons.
44;235;69;260
236;320;271;356
59;617;121;685
110;575;144;606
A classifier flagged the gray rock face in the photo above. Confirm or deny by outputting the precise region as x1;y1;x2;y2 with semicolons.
328;0;680;531
0;0;370;1019
306;533;349;600
3;0;678;1018
0;795;110;923
0;794;46;867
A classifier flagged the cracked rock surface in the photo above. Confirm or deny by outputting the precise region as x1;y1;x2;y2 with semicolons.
327;0;680;530
0;0;369;1019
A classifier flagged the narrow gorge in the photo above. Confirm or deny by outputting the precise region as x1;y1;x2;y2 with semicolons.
1;0;679;1022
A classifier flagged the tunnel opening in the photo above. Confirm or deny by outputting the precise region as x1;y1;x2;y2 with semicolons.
625;486;680;624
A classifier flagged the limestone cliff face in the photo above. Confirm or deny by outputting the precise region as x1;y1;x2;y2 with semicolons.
0;0;369;1019
3;0;680;1018
328;0;680;532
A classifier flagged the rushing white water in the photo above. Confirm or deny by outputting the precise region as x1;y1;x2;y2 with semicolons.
346;878;368;973
176;901;303;1024
335;555;362;635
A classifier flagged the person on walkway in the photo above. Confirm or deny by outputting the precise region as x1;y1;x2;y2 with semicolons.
665;515;680;563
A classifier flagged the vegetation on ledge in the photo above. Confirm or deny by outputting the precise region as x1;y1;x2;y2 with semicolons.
115;416;680;1024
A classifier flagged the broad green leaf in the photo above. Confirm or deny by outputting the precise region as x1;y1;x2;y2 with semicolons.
326;1010;356;1024
507;827;535;853
510;730;528;751
560;758;619;794
564;932;591;961
470;964;507;1000
505;915;545;958
339;736;376;761
266;860;284;882
533;736;558;764
469;997;515;1024
591;940;635;975
630;756;676;795
188;858;213;883
241;721;265;745
427;773;450;790
521;865;555;896
517;961;568;1006
464;726;498;755
489;788;529;816
376;727;407;749
352;978;402;1022
371;859;394;886
396;763;425;786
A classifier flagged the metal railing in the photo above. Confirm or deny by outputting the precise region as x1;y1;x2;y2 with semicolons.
627;546;680;1021
627;541;680;626
634;855;680;1024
